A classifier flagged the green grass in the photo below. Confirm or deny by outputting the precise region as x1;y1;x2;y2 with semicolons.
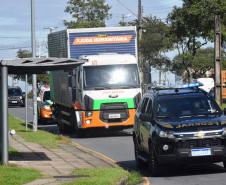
9;114;69;148
0;166;41;185
63;168;142;185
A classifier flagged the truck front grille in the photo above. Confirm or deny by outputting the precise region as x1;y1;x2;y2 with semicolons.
177;138;223;149
100;103;129;123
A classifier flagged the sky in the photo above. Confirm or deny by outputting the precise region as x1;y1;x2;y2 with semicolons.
0;0;182;59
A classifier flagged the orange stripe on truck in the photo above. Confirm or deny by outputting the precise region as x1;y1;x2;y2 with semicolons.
80;109;136;129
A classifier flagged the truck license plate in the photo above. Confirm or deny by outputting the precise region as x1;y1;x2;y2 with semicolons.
109;114;121;119
191;148;211;156
12;101;17;103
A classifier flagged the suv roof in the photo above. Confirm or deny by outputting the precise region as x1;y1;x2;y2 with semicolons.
145;87;207;98
8;86;22;89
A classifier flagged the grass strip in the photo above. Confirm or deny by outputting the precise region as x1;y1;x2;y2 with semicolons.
63;167;142;185
9;114;69;148
0;166;41;185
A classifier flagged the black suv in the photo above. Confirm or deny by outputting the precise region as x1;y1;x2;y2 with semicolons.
133;87;226;176
8;86;25;107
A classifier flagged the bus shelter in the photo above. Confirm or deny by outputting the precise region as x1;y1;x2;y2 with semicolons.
0;58;84;165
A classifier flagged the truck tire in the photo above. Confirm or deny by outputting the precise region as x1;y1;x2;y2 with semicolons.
74;124;85;138
148;143;160;176
57;111;70;134
70;110;85;138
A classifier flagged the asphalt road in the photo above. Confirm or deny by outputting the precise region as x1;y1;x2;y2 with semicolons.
9;104;226;185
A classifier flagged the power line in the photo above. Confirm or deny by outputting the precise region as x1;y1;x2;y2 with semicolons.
115;0;137;17
0;46;31;51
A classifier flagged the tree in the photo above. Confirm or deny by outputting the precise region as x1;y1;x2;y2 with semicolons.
167;0;226;81
171;48;223;81
137;16;173;85
17;49;32;58
64;0;111;28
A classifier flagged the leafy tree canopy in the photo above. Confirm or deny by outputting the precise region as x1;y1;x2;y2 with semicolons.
64;0;111;28
172;48;226;81
139;16;173;69
168;0;226;55
17;49;32;58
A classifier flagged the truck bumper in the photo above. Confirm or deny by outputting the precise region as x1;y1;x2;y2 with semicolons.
80;109;135;129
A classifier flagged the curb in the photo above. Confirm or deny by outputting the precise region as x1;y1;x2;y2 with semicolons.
143;177;150;185
69;141;117;167
70;140;150;185
117;176;128;185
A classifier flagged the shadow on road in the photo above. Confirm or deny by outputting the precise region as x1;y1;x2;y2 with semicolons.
117;159;225;177
70;129;132;138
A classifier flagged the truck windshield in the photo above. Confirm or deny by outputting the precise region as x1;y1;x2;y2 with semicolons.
84;64;140;89
156;95;222;118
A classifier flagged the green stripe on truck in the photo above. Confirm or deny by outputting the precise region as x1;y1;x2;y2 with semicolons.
93;98;135;110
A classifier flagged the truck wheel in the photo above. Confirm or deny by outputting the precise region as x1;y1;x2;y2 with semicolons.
148;144;160;176
134;137;146;169
75;124;85;138
57;112;68;134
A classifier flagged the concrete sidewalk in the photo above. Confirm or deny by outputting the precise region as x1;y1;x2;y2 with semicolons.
9;134;115;185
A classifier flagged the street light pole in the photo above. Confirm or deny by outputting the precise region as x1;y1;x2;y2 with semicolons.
0;66;9;165
31;0;38;132
214;15;222;105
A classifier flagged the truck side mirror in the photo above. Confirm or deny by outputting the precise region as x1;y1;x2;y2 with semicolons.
37;97;41;101
139;113;151;122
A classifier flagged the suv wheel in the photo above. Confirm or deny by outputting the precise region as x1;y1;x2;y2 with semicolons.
149;144;160;176
134;137;145;168
223;161;226;171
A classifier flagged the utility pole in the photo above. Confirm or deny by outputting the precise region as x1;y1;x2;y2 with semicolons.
138;0;142;40
214;15;222;105
31;0;38;132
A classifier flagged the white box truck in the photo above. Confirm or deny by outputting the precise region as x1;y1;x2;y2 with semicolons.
48;26;141;136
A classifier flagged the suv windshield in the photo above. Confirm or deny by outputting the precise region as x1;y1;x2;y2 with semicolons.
8;88;22;96
84;64;140;89
156;94;222;118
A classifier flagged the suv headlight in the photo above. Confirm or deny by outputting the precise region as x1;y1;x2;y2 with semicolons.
222;128;226;136
158;130;175;139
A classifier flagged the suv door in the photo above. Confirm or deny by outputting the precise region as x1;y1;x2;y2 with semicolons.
137;97;150;152
142;98;153;152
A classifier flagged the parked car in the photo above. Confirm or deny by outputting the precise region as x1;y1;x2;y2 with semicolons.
133;87;226;176
8;86;25;107
37;85;53;123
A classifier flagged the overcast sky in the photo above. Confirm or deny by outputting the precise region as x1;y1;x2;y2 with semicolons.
0;0;182;59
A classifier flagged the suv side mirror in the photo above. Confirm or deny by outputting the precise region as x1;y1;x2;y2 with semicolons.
224;108;226;115
139;113;151;122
